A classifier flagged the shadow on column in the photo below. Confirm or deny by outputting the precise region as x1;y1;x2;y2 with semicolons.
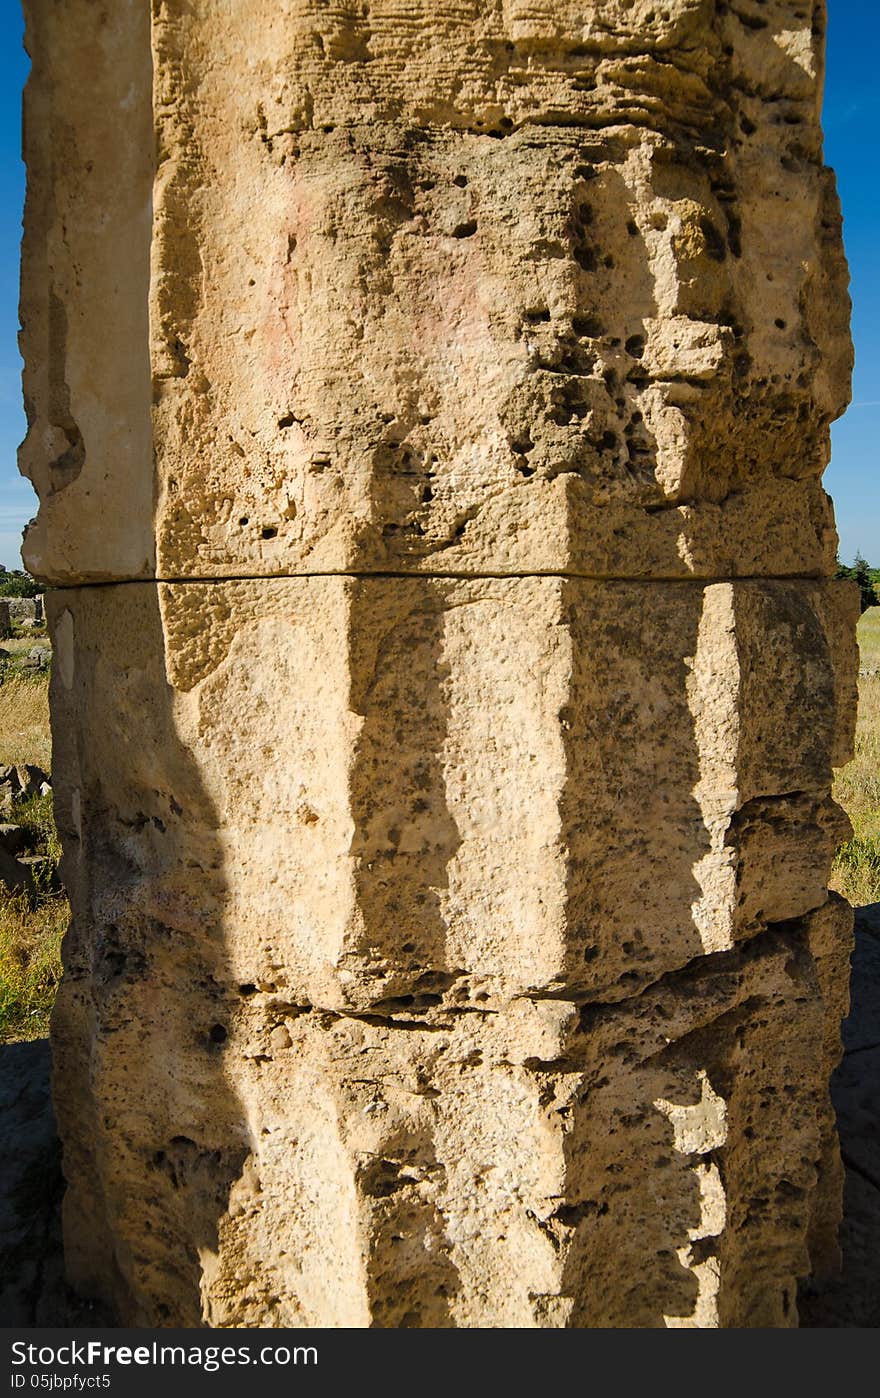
49;583;249;1327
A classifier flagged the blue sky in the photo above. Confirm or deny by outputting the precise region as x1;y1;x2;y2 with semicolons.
0;3;876;569
822;0;880;566
0;1;29;568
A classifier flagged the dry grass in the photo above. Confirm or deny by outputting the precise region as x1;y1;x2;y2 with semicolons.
830;606;880;906
0;673;51;769
1;634;47;654
0;664;66;1042
0;892;66;1042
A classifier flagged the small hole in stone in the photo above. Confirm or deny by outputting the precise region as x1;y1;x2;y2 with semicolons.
261;526;278;539
699;216;727;262
775;318;786;329
238;983;257;996
278;413;295;428
452;220;477;239
453;174;468;187
239;517;249;527
626;220;639;236
209;1024;228;1044
572;314;603;337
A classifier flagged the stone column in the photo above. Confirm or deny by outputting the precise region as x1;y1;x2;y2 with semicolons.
22;0;857;1327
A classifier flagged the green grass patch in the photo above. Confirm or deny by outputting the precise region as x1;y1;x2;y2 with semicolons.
0;662;64;1042
830;607;880;905
856;605;880;671
0;890;67;1042
14;791;62;864
832;836;880;908
0;789;66;1042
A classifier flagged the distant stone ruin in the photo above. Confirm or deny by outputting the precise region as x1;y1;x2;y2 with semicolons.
20;1;858;1326
0;594;42;638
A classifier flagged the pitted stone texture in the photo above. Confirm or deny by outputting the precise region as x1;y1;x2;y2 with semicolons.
21;1;849;583
28;0;858;1333
203;913;848;1329
19;0;154;582
49;863;853;1327
46;577;856;1325
48;579;856;1019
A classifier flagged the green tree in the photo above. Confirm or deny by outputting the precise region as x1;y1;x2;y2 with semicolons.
0;569;41;599
836;552;879;613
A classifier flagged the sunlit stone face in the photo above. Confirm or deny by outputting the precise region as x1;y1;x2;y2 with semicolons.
153;111;848;580
25;0;857;1333
21;0;849;584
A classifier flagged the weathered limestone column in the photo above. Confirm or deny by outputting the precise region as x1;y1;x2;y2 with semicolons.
21;1;857;1327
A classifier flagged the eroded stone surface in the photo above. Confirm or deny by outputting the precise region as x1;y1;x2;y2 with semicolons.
47;575;856;1325
49;578;856;1014
48;819;854;1328
24;0;859;1329
21;0;849;583
19;0;154;582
